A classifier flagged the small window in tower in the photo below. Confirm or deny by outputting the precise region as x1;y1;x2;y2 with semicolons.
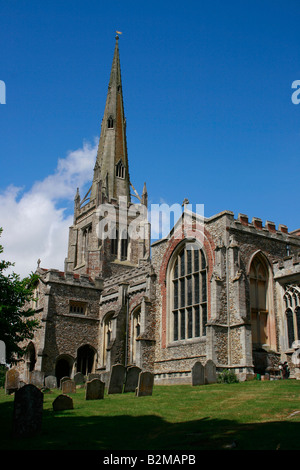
108;117;114;129
69;300;87;315
116;160;125;179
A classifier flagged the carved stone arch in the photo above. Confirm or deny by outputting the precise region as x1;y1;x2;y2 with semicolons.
76;344;97;375
246;249;273;276
248;250;276;351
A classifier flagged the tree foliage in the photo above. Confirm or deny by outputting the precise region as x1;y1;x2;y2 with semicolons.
0;228;40;364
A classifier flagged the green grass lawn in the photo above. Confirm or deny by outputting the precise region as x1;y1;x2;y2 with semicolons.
0;380;299;451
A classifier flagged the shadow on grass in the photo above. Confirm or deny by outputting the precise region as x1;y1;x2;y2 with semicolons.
0;399;299;451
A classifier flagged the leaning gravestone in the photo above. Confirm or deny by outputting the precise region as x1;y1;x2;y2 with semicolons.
12;384;43;437
52;394;73;411
136;371;154;397
74;372;85;385
191;361;205;386
204;360;217;384
85;378;105;400
5;368;20;395
108;364;126;394
61;379;76;394
45;375;57;389
124;366;142;393
29;370;45;388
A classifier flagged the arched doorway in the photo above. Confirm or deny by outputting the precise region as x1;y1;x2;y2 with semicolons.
77;345;95;376
55;356;73;386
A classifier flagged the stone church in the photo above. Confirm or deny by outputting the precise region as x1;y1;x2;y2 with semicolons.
18;36;300;385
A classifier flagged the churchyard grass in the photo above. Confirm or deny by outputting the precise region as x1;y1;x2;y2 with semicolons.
0;380;299;450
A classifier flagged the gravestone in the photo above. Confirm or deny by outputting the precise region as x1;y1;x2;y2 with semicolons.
12;384;43;437
191;361;205;386
74;372;85;385
136;371;154;397
204;360;217;384
60;376;70;389
30;370;45;388
85;378;105;400
108;364;126;394
61;379;76;394
5;368;20;394
45;375;57;389
52;394;73;411
124;366;142;393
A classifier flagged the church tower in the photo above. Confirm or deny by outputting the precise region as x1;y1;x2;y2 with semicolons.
64;36;150;279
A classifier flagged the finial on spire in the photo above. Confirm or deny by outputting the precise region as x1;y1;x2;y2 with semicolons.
116;30;122;40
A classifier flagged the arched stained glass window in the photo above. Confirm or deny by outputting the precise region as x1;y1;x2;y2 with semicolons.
284;285;300;349
170;242;207;342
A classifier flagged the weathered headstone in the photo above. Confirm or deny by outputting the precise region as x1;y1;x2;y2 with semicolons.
204;360;217;384
85;378;105;400
124;366;142;393
29;370;45;388
136;371;154;397
108;364;126;394
74;372;85;385
45;375;57;389
5;368;20;394
61;379;76;394
12;384;43;437
52;394;73;411
60;376;70;389
191;361;205;386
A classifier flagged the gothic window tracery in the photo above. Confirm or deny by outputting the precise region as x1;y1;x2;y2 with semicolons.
284;285;300;348
169;242;207;342
116;160;125;179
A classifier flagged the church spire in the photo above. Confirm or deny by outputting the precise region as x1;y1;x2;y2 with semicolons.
90;35;130;204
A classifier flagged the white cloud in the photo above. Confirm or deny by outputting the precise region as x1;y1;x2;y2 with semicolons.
0;139;98;278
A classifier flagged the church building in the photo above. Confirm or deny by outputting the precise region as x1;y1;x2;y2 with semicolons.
18;36;300;385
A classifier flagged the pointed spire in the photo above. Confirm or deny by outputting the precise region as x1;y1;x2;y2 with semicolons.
142;182;148;207
90;35;130;204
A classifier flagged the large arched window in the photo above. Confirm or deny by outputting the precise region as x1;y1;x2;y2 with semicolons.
170;242;207;342
284;285;300;348
249;254;270;347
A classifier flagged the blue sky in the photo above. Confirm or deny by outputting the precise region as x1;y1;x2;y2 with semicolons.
0;0;300;275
